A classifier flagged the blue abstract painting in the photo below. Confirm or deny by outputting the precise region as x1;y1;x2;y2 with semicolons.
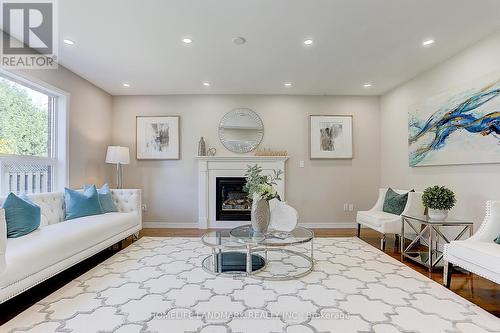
409;73;500;166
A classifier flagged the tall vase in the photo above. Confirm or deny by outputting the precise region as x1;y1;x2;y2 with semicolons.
198;137;206;156
251;195;270;235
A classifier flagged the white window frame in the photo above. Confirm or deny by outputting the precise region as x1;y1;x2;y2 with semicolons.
0;69;69;194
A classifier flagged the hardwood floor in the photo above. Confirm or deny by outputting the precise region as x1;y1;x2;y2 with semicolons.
0;228;498;325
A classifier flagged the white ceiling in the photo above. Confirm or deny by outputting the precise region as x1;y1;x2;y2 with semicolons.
58;0;500;96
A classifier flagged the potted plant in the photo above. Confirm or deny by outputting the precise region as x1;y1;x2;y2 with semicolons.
243;165;282;234
422;185;457;221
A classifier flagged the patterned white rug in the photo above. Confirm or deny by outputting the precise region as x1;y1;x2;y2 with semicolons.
3;237;500;333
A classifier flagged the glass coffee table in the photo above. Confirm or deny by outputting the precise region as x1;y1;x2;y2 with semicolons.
201;225;314;280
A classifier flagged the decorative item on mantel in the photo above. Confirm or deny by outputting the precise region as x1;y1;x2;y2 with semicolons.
243;165;283;234
422;185;457;221
198;137;206;156
207;148;216;156
255;148;288;156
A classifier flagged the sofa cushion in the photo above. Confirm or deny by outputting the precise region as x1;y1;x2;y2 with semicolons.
383;188;412;215
84;184;118;213
65;186;103;220
3;193;41;238
357;210;399;228
446;240;500;274
0;212;138;287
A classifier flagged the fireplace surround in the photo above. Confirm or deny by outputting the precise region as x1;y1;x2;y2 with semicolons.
196;156;288;229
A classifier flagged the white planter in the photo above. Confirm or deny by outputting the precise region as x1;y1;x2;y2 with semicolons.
428;208;448;221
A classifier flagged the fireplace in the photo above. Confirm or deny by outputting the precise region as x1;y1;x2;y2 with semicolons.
216;177;252;221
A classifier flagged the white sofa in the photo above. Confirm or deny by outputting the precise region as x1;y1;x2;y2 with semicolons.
444;200;500;287
0;189;141;303
356;188;425;250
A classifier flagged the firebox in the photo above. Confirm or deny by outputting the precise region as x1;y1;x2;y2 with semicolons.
216;177;252;221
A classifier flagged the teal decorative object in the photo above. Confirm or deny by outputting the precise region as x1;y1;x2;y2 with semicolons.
494;236;500;244
3;193;41;238
83;184;117;213
65;185;103;220
383;188;412;215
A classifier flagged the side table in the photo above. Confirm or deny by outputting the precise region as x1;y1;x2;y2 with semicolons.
400;215;473;272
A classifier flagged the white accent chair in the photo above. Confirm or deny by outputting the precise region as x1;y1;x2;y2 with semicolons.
443;200;500;287
0;189;142;303
356;188;425;250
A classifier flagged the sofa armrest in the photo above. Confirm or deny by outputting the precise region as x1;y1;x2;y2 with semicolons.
110;189;142;217
0;209;6;273
402;191;425;218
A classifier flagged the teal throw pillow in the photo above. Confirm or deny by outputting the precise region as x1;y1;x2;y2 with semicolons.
83;184;118;213
495;236;500;244
2;193;41;238
65;185;103;220
383;188;414;216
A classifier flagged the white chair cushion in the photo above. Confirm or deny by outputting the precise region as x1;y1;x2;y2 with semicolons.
357;210;399;228
0;212;137;288
446;240;500;275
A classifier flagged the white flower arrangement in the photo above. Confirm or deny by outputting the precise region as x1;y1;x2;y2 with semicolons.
243;164;282;201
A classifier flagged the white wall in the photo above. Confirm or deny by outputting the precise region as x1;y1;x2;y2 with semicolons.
111;95;380;226
14;66;113;188
380;31;500;226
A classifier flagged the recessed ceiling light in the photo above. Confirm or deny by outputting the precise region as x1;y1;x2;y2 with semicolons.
202;81;211;87
122;83;130;88
182;38;193;44
284;82;293;87
363;83;372;88
422;39;435;47
303;39;314;46
63;39;75;45
232;37;246;45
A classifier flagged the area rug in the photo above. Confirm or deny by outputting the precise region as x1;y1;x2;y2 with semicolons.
3;237;499;333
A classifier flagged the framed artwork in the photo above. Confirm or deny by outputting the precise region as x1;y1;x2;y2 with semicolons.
310;115;353;159
136;116;180;160
409;72;500;167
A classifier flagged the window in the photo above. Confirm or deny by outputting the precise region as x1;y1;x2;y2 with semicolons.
0;71;68;195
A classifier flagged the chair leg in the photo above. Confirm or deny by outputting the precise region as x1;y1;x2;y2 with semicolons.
356;223;361;237
380;234;386;251
444;261;453;288
394;234;400;250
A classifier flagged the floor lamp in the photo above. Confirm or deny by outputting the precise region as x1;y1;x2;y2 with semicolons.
105;146;130;189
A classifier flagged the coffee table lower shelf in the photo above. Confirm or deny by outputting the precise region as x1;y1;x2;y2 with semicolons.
202;251;266;276
201;248;314;281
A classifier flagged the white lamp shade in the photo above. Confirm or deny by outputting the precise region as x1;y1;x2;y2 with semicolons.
105;146;130;164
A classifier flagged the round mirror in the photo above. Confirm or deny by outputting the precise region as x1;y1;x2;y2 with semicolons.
218;108;264;153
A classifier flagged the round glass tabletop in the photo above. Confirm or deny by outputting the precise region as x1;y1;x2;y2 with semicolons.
230;225;314;247
201;230;245;249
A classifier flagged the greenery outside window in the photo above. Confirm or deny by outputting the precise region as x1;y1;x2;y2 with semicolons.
0;71;68;195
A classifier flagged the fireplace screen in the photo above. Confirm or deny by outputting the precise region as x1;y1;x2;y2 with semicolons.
216;177;252;221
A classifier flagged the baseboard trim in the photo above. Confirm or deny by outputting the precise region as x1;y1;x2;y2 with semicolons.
143;222;199;229
143;222;357;229
299;222;357;229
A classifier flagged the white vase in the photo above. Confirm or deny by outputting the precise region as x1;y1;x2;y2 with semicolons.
428;208;448;221
270;201;298;232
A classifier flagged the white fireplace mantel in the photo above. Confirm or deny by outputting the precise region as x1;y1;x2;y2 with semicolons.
196;155;288;229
